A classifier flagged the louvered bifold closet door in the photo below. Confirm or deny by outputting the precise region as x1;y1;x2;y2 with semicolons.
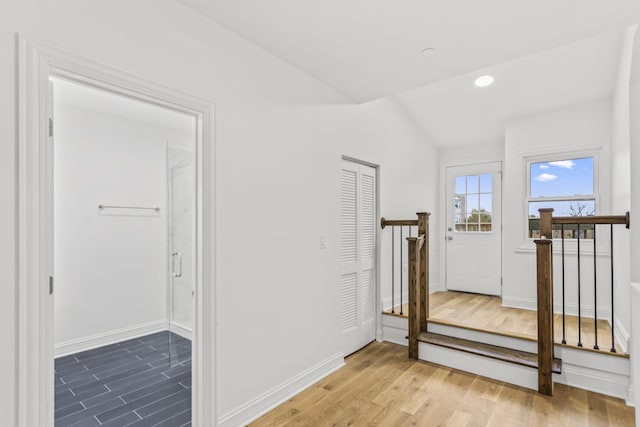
341;160;377;356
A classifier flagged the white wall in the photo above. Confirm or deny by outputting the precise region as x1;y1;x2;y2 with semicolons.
609;25;637;352
53;87;194;352
0;0;438;425
629;27;640;416
632;36;640;288
503;99;614;321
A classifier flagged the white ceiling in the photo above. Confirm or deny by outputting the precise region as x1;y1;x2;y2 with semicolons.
178;0;640;103
394;30;624;147
175;1;640;148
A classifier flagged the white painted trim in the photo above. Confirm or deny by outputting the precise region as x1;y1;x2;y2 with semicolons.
630;282;640;415
554;364;630;401
170;321;193;341
381;314;408;346
419;342;539;391
502;295;611;320
429;281;443;293
512;141;610;251
218;352;345;427
382;325;408;346
54;320;167;358
440;161;504;296
627;385;635;407
614;315;630;354
17;36;216;427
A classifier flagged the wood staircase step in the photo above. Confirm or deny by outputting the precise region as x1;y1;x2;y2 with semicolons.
419;332;562;374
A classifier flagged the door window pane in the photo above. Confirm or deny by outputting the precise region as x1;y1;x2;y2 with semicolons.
454;173;492;233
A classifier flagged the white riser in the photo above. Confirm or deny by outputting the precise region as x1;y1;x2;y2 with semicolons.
427;322;537;353
382;315;408;346
419;342;539;391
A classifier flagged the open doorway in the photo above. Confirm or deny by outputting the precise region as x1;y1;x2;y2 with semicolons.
17;38;215;427
52;78;196;425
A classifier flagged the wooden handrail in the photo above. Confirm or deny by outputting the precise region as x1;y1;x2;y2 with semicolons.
380;217;418;229
552;212;629;228
539;209;630;238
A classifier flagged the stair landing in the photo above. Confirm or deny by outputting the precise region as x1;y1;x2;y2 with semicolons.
385;290;627;356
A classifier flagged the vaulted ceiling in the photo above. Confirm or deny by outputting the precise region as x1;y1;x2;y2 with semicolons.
177;0;640;146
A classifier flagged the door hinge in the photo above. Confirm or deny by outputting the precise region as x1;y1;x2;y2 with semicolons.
49;118;53;138
49;276;53;295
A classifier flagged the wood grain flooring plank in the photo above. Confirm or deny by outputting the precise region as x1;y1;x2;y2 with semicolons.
250;342;634;427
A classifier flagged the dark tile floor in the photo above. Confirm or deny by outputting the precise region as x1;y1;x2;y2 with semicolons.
55;331;192;427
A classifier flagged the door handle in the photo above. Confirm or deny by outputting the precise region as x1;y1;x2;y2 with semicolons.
172;251;182;277
447;236;453;241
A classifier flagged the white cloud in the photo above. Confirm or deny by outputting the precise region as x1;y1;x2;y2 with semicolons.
548;160;575;169
535;173;558;182
539;164;549;169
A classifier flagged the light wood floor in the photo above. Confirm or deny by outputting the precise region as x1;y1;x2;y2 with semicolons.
385;291;625;355
251;342;634;426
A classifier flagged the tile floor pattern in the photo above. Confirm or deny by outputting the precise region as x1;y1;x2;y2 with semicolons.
55;331;192;426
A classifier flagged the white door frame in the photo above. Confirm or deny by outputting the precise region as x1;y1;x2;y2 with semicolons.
440;160;503;295
17;37;216;426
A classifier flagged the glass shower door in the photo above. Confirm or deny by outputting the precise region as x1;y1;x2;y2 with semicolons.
167;143;194;367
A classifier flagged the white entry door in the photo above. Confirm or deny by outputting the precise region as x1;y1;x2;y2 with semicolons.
445;162;502;295
341;159;376;356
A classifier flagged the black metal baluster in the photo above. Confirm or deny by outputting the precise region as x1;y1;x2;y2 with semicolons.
561;224;566;344
610;224;616;353
593;225;599;350
391;226;395;314
577;223;582;347
400;226;404;316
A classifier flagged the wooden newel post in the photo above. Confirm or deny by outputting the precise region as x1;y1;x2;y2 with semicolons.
407;237;420;360
534;215;554;395
539;208;554;239
417;212;430;331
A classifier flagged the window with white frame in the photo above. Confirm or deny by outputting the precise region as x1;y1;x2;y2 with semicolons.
527;156;597;239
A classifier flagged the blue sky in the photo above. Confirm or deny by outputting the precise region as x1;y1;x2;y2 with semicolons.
529;157;594;217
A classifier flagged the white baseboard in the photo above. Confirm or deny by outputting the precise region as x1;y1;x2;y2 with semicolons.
554;363;630;402
54;320;167;358
429;282;443;293
627;385;635;407
613;316;630;354
170;320;192;341
502;295;610;320
218;352;345;427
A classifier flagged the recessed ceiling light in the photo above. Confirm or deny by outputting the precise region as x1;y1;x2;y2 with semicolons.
421;48;435;56
474;75;494;87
